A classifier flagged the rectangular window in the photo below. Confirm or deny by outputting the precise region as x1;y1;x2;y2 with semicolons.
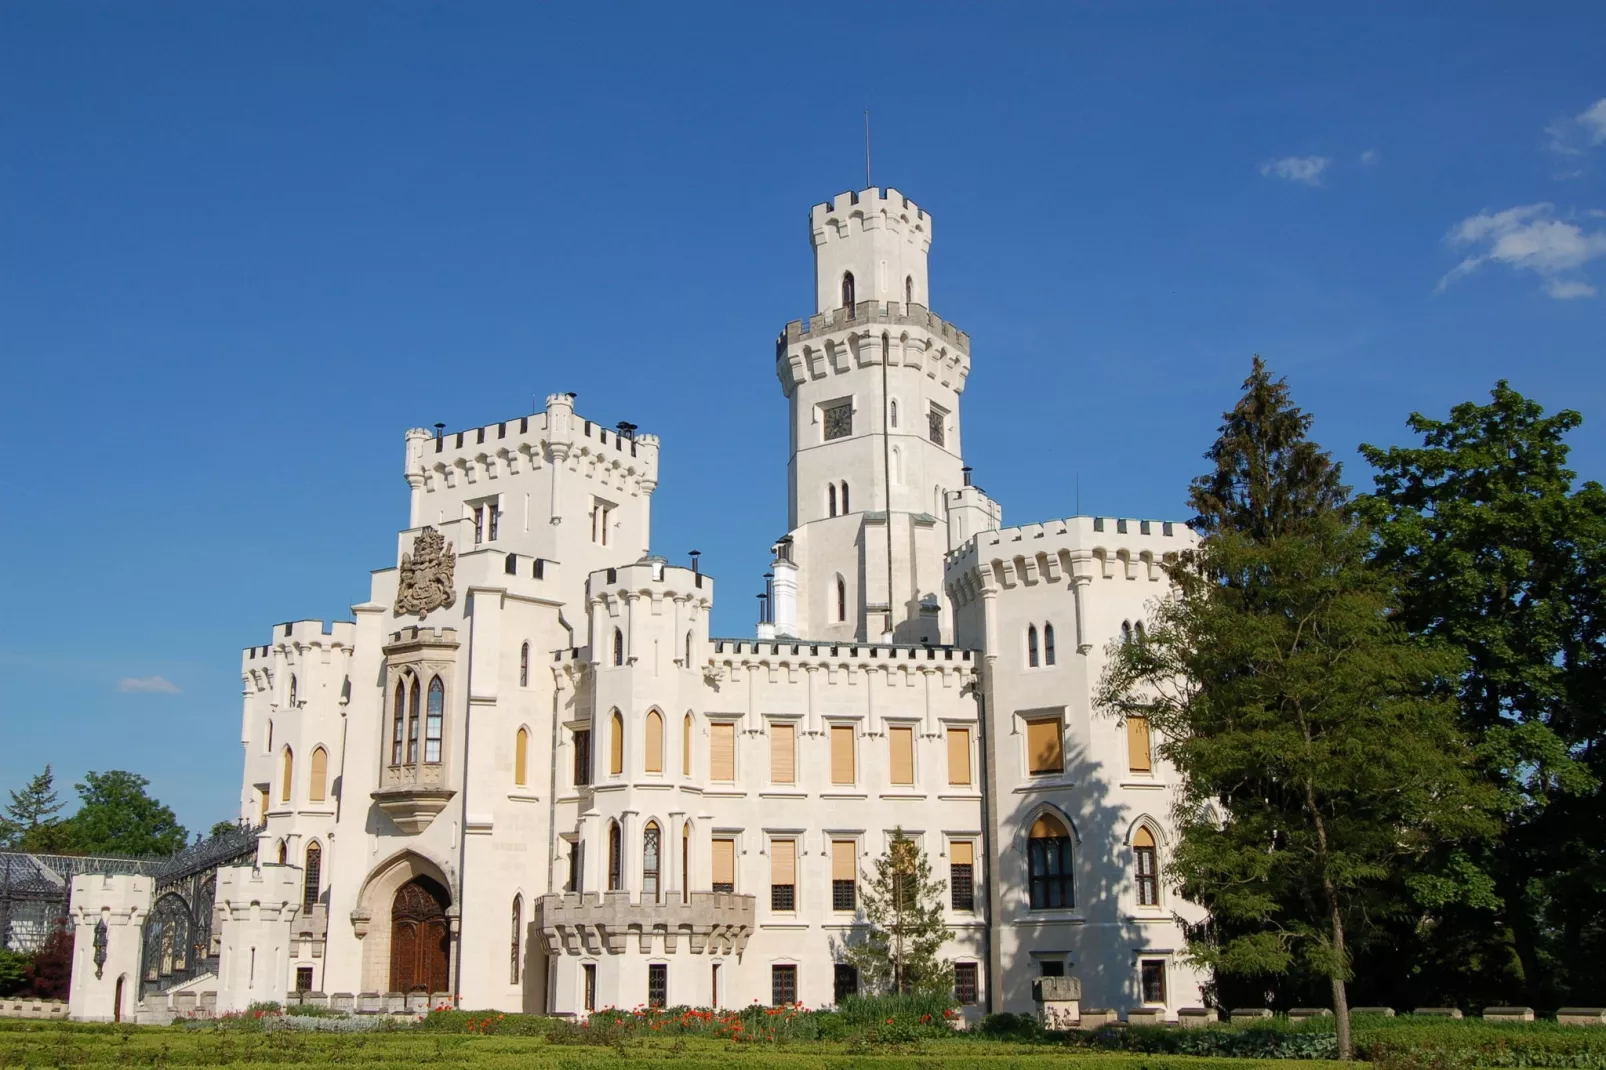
950;841;975;911
591;499;614;546
833;963;858;1004
296;966;314;993
831;840;856;911
711;962;721;1008
771;964;797;1006
954;962;979;1005
770;722;796;784
473;504;485;545
488;502;499;541
710;722;736;782
647;963;667;1009
583;963;597;1011
1141;960;1167;1004
928;403;947;446
1127;716;1153;773
830;724;855;785
1026;717;1064;775
1136;843;1159;906
1040;960;1065;978
573;729;592;786
889;725;914;786
567;840;582;892
946;727;971;785
712;837;736;894
770;839;795;911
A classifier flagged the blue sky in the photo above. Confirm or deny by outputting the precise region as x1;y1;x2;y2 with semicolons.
3;3;1604;835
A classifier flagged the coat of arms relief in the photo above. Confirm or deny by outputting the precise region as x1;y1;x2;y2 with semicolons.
394;526;457;618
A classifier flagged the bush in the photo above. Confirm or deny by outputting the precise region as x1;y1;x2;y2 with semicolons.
1091;1024;1341;1060
284;1003;346;1017
977;1011;1046;1040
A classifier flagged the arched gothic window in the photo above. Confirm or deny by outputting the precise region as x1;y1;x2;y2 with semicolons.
424;677;444;763
905;275;914;305
280;747;294;803
519;642;530;687
407;679;421;763
682;821;692;905
841;271;855;311
308;746;328;803
644;710;665;774
277;839;288;865
265;719;273;753
889;399;899;428
1134;621;1147;644
1044;623;1056;666
612;628;624;667
891;446;901;485
514;727;529;787
510;894;523;983
682;713;694;776
1121;621;1133;645
1027;625;1040;668
836;576;847;623
288;675;297;708
685;630;693;665
1027;813;1074;910
390;683;405;765
1134;826;1160;907
828;484;837;518
609;710;624;776
643;821;662;902
840;481;850;513
607;821;622;891
302;842;321;912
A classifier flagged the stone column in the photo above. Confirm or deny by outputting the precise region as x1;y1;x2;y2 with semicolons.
215;864;302;1013
68;874;153;1022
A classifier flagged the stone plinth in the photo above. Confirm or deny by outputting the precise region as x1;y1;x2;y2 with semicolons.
1032;976;1082;1030
1126;1007;1167;1026
1559;1008;1606;1026
1352;1006;1395;1016
1178;1007;1216;1028
1483;1007;1535;1023
1230;1008;1273;1024
534;891;755;957
1413;1007;1464;1018
1290;1008;1333;1020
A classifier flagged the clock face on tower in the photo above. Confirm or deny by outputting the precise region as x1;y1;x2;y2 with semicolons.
823;402;853;441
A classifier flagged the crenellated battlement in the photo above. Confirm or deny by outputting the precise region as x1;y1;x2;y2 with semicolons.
777;301;970;355
585;556;714;607
239;621;355;673
810;187;931;251
944;515;1195;609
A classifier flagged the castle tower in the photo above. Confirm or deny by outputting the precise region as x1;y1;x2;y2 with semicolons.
774;188;974;643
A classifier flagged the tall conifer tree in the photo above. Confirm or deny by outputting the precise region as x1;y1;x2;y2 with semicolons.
842;828;953;997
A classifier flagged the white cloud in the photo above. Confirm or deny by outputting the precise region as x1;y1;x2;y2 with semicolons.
1438;203;1606;299
1359;149;1381;167
1578;98;1606;146
118;675;181;694
1259;155;1331;186
1547;97;1606;162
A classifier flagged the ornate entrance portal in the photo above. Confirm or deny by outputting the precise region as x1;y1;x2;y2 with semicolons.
389;877;449;994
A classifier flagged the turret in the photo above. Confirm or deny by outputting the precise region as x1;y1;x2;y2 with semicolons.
810;188;933;314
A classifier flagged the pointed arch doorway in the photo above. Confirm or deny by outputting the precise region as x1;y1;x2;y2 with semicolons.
390;876;450;993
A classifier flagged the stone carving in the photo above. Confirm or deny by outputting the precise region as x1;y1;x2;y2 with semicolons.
395;527;456;618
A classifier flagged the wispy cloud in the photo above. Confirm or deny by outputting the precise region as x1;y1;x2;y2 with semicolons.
1437;203;1606;299
1546;97;1606;170
1260;155;1332;186
117;675;181;694
1359;149;1381;167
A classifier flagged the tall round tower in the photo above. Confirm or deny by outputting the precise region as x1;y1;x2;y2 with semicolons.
774;188;973;644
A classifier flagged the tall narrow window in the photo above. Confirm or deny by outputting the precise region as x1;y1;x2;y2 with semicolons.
573;728;592;786
591;499;613;546
889;399;898;428
682;713;694;776
1121;621;1133;645
308;746;328;803
711;962;721;1007
424;677;444;763
840;481;850;512
607;821;622;891
390;683;405;765
519;642;529;687
828;483;837;517
288;675;297;708
510;894;523;983
770;839;796;911
644;710;664;774
950;841;975;911
889;725;915;786
406;679;421;763
834;963;858;1003
1026;717;1064;775
1140;960;1167;1004
277;839;288;864
1044;623;1056;665
709;722;736;781
836;577;847;622
1126;715;1153;774
712;836;736;893
830;724;855;785
685;631;693;666
302;842;322;913
643;821;661;902
280;747;294;803
583;964;597;1011
831;840;856;911
514;727;529;787
258;788;269;825
567;840;583;892
488;501;499;541
1135;621;1147;644
947;726;972;785
841;271;855;310
1134;826;1160;906
770;722;796;784
1027;625;1040;667
1027;813;1074;910
681;822;691;904
609;711;624;776
647;962;667;1008
772;964;798;1006
954;962;979;1005
473;504;485;545
905;275;913;306
612;628;624;666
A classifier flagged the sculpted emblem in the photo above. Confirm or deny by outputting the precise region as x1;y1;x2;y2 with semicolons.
395;526;457;618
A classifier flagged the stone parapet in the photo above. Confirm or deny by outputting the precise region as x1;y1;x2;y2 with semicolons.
1483;1006;1535;1023
0;999;68;1020
534;891;754;956
1559;1008;1606;1026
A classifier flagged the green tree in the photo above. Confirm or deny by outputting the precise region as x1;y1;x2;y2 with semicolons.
1358;383;1606;1007
5;766;66;852
0;948;29;997
1097;358;1495;1059
841;828;953;997
63;771;188;857
209;820;242;839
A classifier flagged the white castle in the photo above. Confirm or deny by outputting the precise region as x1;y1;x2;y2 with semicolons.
70;188;1206;1022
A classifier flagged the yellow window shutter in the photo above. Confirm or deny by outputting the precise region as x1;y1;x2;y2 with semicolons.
1127;715;1153;773
609;711;624;775
645;710;664;773
712;838;735;887
832;840;856;881
771;723;796;784
889;726;914;785
1133;825;1156;849
309;747;328;801
830;725;855;785
682;713;693;775
710;722;735;781
513;731;527;787
281;748;294;802
946;727;971;785
1026;718;1063;775
951;841;974;865
771;840;795;885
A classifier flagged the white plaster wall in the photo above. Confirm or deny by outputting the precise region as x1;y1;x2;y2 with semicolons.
810;188;932;314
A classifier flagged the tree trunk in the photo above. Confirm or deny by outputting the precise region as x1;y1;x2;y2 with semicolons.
1306;778;1353;1060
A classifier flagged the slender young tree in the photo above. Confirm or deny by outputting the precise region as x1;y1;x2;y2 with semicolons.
5;767;66;852
1097;358;1495;1058
842;828;953;997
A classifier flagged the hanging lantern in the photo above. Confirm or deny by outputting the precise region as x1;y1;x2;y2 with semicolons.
92;918;108;979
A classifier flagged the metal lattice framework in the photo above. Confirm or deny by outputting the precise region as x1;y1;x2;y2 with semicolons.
0;851;158;954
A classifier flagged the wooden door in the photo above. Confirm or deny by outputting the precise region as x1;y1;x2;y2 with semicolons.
389;877;450;993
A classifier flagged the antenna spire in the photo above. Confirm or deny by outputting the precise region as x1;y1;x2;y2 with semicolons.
864;108;872;189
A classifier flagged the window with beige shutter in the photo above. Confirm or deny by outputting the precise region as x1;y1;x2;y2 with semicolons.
609;710;624;776
946;727;971;785
1126;716;1153;773
770;723;796;784
770;839;796;910
1025;717;1064;775
831;840;856;911
889;726;914;785
710;722;736;781
829;725;855;785
644;710;664;774
950;841;975;910
712;837;735;893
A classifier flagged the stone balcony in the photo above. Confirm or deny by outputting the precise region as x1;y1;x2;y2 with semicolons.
534;891;754;957
371;764;454;834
